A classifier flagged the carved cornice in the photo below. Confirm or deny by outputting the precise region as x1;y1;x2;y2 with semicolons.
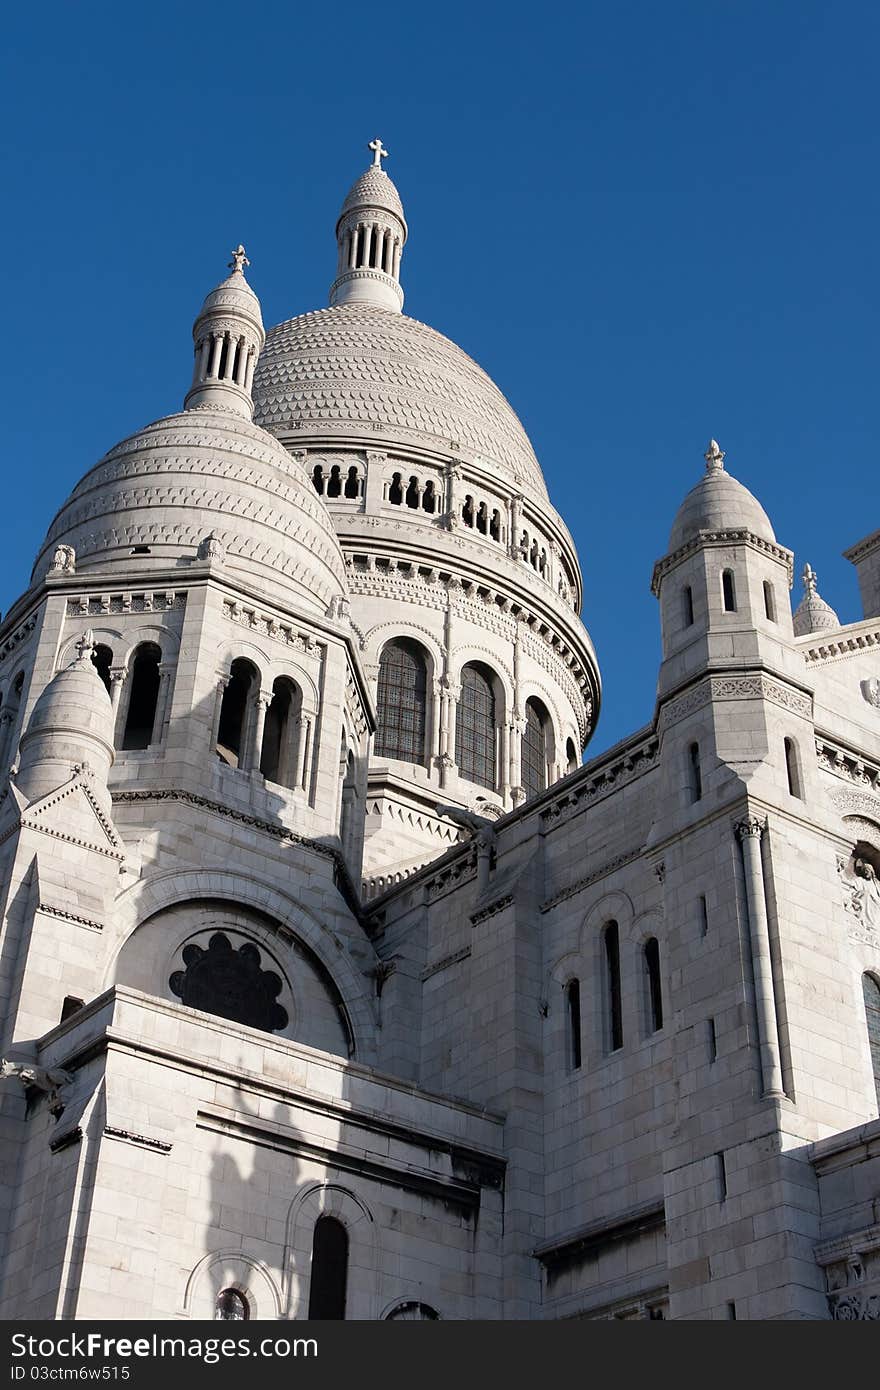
541;847;645;913
221;599;317;655
38;903;104;932
540;737;659;830
66;592;184;617
817;738;880;794
0;613;38;667
651;529;794;595
103;1125;172;1153
802;628;880;666
420;945;472;981
659;673;813;731
470;893;515;925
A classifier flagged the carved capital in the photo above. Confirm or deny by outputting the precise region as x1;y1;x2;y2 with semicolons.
735;814;767;842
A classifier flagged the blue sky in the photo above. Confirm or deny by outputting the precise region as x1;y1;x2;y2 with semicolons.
2;1;877;754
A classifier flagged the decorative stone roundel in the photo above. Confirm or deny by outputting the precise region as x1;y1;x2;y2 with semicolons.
169;931;288;1032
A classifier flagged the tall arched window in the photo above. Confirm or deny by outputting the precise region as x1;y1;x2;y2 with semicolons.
687;741;702;803
522;698;549;800
863;973;880;1110
91;644;113;695
722;569;737;612
308;1216;348;1319
122;643;161;750
565;978;582;1071
217;658;258;768
375;639;428;763
456;663;497;790
784;737;802;798
644;938;663;1033
215;1288;249;1321
260;677;299;786
763;581;776;622
604;921;623;1052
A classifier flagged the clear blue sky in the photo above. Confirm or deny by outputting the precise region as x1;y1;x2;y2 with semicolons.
2;2;877;754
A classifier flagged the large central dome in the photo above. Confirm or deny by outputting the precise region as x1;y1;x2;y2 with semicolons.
253;303;549;499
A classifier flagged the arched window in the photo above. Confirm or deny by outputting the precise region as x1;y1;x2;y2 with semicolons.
326;465;342;498
566;738;579;774
722;569;737;612
456;663;497;790
522;698;549;800
217;658;258;768
91;644;113;695
340;747;357;856
462;495;475;528
312;463;325;495
405;476;420;509
385;1302;440;1320
604;921;623;1052
863;974;880;1109
422;480;437;513
260;677;298;786
215;1288;249;1321
388;473;403;505
644;938;663;1033
344;466;360;499
682;585;694;627
375;639;428;763
121;643;161;750
784;737;802;798
565;978;582;1071
763;581;776;622
687;741;702;803
308;1216;348;1320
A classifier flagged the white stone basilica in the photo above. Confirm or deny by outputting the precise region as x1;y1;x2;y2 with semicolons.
0;144;878;1321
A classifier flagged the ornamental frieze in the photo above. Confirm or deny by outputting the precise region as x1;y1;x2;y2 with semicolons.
660;673;812;730
66;592;185;616
0;613;38;665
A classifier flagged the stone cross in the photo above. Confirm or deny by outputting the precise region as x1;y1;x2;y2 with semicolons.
704;439;725;472
228;245;249;274
368;138;389;168
803;563;818;596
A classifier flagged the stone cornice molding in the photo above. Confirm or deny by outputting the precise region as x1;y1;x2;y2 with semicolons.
843;530;880;564
651;528;795;596
540;847;645;913
801;626;880;666
658;671;813;731
539;735;660;830
817;736;880;795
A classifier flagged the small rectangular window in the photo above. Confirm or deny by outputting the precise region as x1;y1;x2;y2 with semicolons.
722;569;736;612
699;895;709;937
708;1017;717;1063
763;580;776;621
604;922;623;1052
716;1150;727;1201
682;585;694;627
566;979;582;1071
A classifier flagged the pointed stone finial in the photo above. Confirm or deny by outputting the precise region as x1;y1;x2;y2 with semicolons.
793;561;840;636
74;629;96;664
228;245;249;275
803;563;818;597
704;439;725;473
368;138;389;168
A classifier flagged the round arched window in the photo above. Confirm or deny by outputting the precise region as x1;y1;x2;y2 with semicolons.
215;1287;249;1321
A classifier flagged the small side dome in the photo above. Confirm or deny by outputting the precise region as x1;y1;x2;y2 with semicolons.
668;440;776;552
17;632;115;804
793;563;840;636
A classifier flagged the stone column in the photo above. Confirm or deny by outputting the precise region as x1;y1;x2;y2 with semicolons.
509;718;526;805
247;692;272;774
244;350;256;393
210;676;229;754
208;333;223;378
0;709;15;772
348;226;358;269
736;815;786;1100
392;240;402;278
431;680;442;763
363;224;374;268
508;493;524;559
234;338;249;387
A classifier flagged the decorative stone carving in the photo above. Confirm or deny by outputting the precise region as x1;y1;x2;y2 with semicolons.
862;679;880;710
0;1058;73;1118
49;544;76;575
838;854;880;929
197;533;225;562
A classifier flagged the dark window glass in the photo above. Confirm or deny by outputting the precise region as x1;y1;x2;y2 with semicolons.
763;580;776;621
863;973;880;1109
784;738;801;798
566;979;582;1071
375;640;428;763
122;643;161;750
522;699;548;800
260;679;295;784
688;742;702;802
605;921;623;1051
215;1288;249;1321
645;938;663;1032
308;1216;348;1319
456;664;497;790
722;569;736;612
682;585;694;627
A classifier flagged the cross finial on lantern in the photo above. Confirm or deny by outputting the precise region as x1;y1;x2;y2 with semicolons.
228;245;249;274
803;563;818;596
704;439;725;472
368;138;389;168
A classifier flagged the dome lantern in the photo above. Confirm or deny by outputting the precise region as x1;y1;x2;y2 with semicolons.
329;140;408;313
793;562;840;636
184;247;266;419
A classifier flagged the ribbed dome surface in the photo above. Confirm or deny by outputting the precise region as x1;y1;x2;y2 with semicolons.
34;408;348;613
669;468;776;551
340;167;405;223
252;304;549;499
